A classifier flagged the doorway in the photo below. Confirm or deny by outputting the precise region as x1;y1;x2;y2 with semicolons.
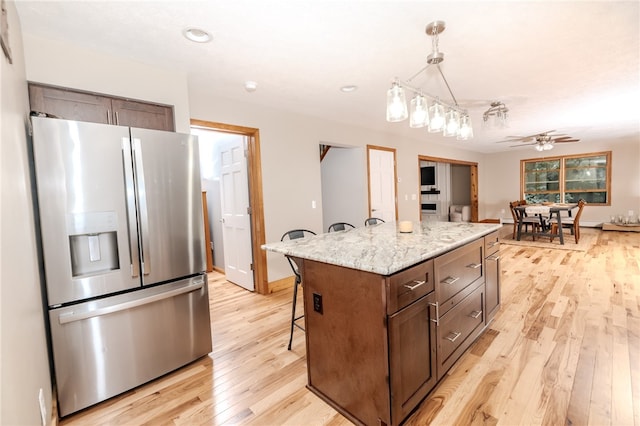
190;119;268;294
367;145;398;222
417;155;478;222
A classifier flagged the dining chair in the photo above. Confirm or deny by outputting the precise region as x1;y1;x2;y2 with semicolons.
327;222;355;232
509;200;541;239
550;200;586;243
364;217;385;226
280;229;316;350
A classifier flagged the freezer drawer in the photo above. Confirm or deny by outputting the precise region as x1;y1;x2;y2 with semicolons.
49;275;212;417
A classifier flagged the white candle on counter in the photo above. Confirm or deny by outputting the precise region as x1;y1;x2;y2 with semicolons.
399;221;413;233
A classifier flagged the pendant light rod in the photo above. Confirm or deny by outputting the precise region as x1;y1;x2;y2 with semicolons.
394;79;465;114
435;64;460;107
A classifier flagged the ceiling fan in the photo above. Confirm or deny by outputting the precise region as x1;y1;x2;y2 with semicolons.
497;130;579;151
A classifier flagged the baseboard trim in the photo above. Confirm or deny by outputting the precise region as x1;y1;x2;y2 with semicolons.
268;276;295;294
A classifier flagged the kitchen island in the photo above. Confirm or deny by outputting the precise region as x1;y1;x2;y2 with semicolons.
263;221;502;426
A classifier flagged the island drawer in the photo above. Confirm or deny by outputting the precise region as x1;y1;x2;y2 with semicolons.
436;282;484;378
386;259;434;314
434;239;483;310
484;231;500;256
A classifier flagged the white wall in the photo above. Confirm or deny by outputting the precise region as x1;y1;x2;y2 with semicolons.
0;1;53;424
481;137;640;225
22;34;191;133
189;92;484;281
321;146;368;230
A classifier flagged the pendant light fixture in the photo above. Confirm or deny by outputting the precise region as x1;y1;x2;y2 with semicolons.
483;101;509;128
385;21;473;140
386;81;408;122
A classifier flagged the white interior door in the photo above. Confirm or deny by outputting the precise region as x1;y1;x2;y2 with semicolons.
368;147;397;222
219;136;254;291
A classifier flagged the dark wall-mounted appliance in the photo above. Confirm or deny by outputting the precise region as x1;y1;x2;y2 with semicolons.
420;166;436;186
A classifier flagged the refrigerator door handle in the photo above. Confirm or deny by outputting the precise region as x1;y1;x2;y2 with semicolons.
57;279;205;324
132;138;151;276
122;137;140;278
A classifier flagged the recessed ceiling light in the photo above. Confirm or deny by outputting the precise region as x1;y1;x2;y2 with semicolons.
244;81;258;92
183;27;212;43
340;85;358;93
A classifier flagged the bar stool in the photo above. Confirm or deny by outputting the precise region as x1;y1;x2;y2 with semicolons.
327;222;355;232
364;217;385;226
280;229;316;350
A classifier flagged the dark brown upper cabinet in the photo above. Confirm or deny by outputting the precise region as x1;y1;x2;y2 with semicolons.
28;83;175;132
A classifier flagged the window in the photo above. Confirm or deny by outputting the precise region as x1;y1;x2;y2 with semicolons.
521;151;611;205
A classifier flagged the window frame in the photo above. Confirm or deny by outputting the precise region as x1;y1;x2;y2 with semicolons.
520;151;611;206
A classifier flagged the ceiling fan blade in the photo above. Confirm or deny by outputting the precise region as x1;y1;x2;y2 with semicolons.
555;139;580;143
496;139;526;143
510;143;536;147
506;130;556;140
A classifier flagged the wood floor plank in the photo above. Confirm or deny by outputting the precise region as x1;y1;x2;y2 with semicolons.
57;227;639;426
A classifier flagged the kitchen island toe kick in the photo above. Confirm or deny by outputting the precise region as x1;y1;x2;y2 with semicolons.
263;222;502;426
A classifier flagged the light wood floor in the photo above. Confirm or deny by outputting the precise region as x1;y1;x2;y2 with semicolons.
60;228;639;425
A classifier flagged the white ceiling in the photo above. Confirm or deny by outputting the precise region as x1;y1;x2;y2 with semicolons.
14;0;640;153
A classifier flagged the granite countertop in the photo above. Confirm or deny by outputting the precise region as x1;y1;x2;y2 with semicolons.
262;221;501;276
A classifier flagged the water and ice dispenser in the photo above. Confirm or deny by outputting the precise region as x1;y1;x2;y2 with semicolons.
67;211;120;277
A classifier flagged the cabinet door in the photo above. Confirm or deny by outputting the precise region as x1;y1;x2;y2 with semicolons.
112;98;175;131
485;252;500;324
388;293;437;425
29;84;112;124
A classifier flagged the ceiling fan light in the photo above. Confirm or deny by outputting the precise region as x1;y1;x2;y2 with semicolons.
543;142;554;150
409;94;429;128
443;109;460;137
386;82;408;122
428;101;445;133
457;114;473;140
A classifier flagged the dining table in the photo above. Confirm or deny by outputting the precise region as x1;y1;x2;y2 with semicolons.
514;203;579;245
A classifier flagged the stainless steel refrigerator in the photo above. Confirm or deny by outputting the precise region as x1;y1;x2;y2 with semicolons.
30;117;212;417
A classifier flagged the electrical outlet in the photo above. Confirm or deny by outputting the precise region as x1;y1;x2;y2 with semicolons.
38;388;46;426
313;293;323;314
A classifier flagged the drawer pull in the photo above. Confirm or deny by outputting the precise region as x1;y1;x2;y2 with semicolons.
442;276;459;285
404;280;426;291
487;254;500;261
487;241;499;247
466;262;482;269
469;310;482;319
445;332;461;342
429;302;439;326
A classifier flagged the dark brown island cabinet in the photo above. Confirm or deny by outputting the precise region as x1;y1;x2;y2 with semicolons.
28;82;175;131
297;229;501;426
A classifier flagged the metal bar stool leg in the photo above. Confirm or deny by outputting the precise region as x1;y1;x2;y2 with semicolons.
288;277;303;350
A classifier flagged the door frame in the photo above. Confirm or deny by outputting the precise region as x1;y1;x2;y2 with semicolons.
191;119;268;295
417;155;479;222
367;145;398;220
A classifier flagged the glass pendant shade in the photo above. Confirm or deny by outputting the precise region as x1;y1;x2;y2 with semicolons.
428;101;445;133
386;83;408;122
443;109;460;136
409;94;429;128
543;142;553;150
535;144;545;152
457;114;473;140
